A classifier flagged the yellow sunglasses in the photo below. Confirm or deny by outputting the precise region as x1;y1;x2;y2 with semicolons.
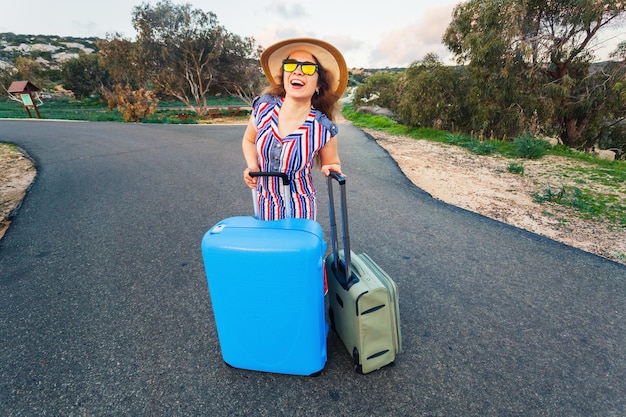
282;59;319;76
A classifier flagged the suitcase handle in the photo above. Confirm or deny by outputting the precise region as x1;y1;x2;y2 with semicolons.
249;171;292;218
329;171;345;185
249;171;291;186
327;171;355;288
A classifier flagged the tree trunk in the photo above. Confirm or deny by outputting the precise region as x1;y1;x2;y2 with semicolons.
562;116;589;149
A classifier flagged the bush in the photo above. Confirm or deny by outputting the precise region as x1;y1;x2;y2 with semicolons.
597;122;626;160
396;55;467;131
352;71;401;113
101;84;158;122
467;140;497;155
507;162;525;175
512;135;551;159
444;133;497;155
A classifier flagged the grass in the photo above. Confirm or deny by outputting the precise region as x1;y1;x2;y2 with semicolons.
532;186;626;226
342;104;626;229
0;96;249;123
507;162;525;175
341;105;448;141
3;98;624;228
1;142;18;152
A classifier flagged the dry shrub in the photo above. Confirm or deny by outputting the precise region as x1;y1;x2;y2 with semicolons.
101;84;159;122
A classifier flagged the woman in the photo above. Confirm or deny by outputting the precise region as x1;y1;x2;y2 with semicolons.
242;38;348;220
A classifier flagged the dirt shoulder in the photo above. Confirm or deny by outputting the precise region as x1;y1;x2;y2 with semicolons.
0;143;36;239
1;127;625;265
363;128;625;265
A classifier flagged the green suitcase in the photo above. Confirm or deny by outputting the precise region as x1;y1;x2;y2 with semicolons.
325;173;402;374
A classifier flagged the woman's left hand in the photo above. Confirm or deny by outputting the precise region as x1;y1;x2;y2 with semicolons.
321;164;343;177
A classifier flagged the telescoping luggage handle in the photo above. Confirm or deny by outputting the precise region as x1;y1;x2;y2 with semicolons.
327;171;354;288
249;171;292;219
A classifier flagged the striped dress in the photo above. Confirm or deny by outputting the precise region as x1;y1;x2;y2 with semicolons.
252;94;339;220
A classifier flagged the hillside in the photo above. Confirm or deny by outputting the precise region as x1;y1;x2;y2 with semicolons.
0;32;97;72
2;31;615;76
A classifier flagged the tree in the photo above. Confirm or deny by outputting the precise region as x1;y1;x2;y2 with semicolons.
96;35;145;89
0;65;18;98
61;53;110;99
352;70;401;112
217;40;264;105
396;54;468;132
13;57;45;87
596;42;626;157
132;0;259;115
443;0;626;148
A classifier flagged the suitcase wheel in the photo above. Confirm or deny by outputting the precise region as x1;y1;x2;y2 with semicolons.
352;349;396;374
352;347;363;374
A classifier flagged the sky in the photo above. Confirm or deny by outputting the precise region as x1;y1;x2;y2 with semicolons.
1;0;625;68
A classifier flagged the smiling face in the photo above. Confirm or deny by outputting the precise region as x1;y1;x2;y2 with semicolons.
282;50;319;102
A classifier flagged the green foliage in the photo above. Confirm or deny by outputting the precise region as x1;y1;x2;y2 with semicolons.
566;163;626;185
396;54;468;131
507;162;525;175
511;135;551;159
442;0;626;149
45;69;63;83
532;186;567;204
3;0;625;156
0;97;125;121
343;107;626;233
0;67;17;98
352;71;400;112
0;96;247;122
13;57;45;88
342;105;401;130
470;140;498;155
95;36;143;90
130;0;260;115
526;154;626;228
0;33;99;92
342;104;449;140
61;54;110;99
142;110;197;124
548;144;582;158
444;133;503;156
532;186;626;226
406;128;449;142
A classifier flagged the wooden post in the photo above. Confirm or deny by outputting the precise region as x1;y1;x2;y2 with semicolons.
19;92;41;119
9;81;42;119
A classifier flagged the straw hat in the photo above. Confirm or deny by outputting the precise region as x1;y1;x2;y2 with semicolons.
260;38;348;97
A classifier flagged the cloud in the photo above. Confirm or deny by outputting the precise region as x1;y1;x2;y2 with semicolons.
324;34;364;55
256;20;357;50
369;4;455;67
256;25;367;67
252;3;459;68
271;2;308;19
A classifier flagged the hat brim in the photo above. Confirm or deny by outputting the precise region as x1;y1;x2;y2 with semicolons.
260;38;348;97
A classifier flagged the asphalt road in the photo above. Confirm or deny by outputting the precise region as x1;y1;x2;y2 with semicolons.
0;120;624;417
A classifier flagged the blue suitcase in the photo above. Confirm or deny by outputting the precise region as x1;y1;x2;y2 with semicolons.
201;173;328;376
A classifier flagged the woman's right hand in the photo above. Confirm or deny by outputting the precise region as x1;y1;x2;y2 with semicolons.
243;167;259;189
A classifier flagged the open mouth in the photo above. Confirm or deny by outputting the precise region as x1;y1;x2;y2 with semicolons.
290;79;305;87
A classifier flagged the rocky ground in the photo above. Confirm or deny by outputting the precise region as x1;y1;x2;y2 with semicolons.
362;128;626;265
0;143;36;239
1;128;625;265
